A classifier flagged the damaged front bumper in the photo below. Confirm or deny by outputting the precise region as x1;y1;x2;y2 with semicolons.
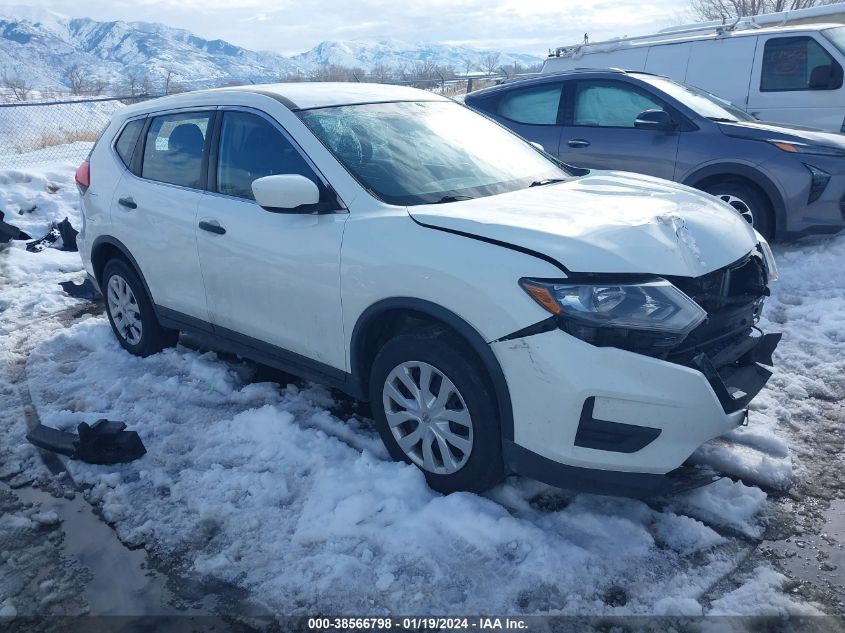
692;332;781;414
492;326;781;498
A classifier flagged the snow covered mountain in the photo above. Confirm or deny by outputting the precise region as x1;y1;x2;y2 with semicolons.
291;39;543;72
0;7;543;91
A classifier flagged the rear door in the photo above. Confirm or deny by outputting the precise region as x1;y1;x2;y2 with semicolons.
109;109;213;322
557;79;681;179
748;32;845;131
476;81;565;156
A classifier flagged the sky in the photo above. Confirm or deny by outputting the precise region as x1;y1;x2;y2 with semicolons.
0;0;689;56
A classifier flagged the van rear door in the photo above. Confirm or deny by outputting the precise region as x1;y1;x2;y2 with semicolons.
747;31;845;131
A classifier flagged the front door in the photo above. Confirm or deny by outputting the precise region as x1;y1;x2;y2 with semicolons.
196;109;348;371
748;33;845;132
557;79;680;181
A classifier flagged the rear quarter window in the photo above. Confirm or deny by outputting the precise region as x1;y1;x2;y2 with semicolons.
114;118;145;169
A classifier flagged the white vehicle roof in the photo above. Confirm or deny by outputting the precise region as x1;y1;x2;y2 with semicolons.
547;22;843;61
121;82;448;117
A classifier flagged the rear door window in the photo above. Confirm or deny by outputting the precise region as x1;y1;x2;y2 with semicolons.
216;111;319;201
572;81;664;127
497;84;563;125
761;36;843;91
141;112;212;189
114;118;144;169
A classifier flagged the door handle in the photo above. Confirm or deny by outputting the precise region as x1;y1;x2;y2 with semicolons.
198;220;226;235
118;196;137;209
567;139;591;148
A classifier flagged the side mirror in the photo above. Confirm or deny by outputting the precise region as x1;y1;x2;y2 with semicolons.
529;141;545;152
634;109;678;131
252;174;320;212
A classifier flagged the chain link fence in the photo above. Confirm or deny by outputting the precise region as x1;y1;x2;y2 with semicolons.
0;94;160;170
0;74;511;170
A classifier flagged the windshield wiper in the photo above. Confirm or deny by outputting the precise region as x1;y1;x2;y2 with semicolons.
707;117;739;123
434;195;475;204
529;178;568;187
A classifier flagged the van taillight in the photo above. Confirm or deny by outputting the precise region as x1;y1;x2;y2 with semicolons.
75;160;90;193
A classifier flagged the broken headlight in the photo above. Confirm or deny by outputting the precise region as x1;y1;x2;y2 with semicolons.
520;278;707;354
756;237;779;283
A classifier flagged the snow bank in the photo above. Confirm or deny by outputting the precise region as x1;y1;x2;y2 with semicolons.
2;164;837;616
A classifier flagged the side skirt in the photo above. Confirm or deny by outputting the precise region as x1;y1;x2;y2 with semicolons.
154;305;364;400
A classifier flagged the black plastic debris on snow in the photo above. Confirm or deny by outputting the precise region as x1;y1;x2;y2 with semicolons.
26;217;79;253
27;419;146;465
0;209;33;243
60;278;102;301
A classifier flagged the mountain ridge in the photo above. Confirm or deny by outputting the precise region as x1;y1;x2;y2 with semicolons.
0;7;544;90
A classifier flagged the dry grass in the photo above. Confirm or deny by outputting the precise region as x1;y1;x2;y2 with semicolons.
12;128;103;154
34;129;101;149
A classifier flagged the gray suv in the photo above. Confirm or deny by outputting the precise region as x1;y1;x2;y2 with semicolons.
465;69;845;240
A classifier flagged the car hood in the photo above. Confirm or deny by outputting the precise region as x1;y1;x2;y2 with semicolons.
408;171;758;277
718;120;845;149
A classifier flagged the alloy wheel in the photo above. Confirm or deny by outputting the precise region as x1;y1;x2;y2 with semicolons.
716;193;754;226
382;361;473;475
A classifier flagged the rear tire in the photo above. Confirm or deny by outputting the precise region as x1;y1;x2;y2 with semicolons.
702;180;773;240
102;259;178;357
368;330;504;494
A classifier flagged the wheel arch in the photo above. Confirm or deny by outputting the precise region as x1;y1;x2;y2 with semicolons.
682;163;786;237
91;236;155;304
350;297;515;441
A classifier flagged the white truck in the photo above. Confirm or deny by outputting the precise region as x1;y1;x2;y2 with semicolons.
543;4;845;132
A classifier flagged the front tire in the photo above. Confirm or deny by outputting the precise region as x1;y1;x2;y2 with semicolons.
102;259;178;357
368;330;504;494
702;180;773;240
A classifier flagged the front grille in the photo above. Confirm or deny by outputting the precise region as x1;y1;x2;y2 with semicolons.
665;252;768;367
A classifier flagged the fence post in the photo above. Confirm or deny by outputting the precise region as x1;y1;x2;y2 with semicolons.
436;71;445;94
466;77;473;93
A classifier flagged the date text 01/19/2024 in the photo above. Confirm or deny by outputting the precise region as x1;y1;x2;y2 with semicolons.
306;617;529;630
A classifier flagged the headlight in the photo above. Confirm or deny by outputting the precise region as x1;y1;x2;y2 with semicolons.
755;235;779;282
769;140;845;158
520;278;707;339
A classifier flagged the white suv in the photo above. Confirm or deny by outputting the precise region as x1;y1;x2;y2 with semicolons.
76;83;781;496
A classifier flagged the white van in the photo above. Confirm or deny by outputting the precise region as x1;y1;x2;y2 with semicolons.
543;21;845;133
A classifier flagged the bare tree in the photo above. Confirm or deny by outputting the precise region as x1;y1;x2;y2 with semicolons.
88;78;107;96
161;68;175;95
690;0;835;21
481;52;501;75
369;63;391;83
124;71;140;97
2;72;32;101
64;64;90;95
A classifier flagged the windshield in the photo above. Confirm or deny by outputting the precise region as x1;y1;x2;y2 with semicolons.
297;101;567;206
824;26;845;56
635;75;756;123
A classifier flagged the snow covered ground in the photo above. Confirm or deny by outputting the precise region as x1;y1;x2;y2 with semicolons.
1;159;842;619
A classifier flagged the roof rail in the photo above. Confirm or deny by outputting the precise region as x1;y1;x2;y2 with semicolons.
548;20;745;59
547;1;843;59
